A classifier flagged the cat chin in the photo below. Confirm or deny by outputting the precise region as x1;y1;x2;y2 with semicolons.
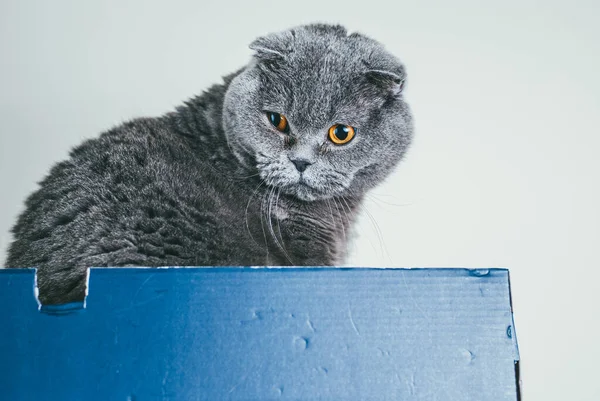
277;184;316;202
292;190;320;202
281;183;338;203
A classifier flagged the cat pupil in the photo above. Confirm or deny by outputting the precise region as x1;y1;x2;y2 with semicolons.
335;125;348;140
270;113;280;126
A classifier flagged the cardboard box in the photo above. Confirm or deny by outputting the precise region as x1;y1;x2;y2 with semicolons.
0;267;520;400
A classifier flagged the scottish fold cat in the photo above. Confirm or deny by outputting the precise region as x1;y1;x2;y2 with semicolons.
5;24;413;304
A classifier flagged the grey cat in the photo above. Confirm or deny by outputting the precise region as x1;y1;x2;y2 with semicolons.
5;24;413;305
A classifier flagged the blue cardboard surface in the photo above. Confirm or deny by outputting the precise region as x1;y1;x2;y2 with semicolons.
0;267;519;400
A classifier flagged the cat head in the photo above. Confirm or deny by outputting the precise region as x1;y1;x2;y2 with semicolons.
223;24;413;201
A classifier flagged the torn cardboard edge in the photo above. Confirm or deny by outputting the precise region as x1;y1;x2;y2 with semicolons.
28;266;504;309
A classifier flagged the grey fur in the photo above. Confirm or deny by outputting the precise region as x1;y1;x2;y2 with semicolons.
5;24;413;305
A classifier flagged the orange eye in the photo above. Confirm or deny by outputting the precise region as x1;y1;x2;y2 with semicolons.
328;124;355;145
266;111;290;134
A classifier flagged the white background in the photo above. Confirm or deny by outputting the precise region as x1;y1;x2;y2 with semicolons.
1;1;598;399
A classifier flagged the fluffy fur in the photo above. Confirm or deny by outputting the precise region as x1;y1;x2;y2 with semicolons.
5;24;413;304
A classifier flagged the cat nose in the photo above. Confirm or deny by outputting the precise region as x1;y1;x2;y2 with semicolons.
290;158;312;173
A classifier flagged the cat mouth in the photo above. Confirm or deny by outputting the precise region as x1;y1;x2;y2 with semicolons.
297;175;321;191
268;177;318;202
284;178;330;201
262;168;341;201
291;184;319;201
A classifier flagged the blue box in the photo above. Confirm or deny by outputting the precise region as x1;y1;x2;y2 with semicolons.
0;267;520;400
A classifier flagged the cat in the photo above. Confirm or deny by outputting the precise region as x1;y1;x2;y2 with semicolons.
4;23;414;305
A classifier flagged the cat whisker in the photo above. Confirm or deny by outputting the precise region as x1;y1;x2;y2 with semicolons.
361;201;391;264
258;188;270;259
335;196;352;228
326;198;343;263
274;188;294;265
232;171;262;180
337;195;359;257
346;188;394;265
365;192;415;208
245;180;266;248
267;186;294;264
331;196;348;253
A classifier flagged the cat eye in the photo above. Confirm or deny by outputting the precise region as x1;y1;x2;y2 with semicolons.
328;124;355;145
266;111;290;134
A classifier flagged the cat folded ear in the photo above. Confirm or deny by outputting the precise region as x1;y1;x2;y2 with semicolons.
362;59;406;97
249;30;296;61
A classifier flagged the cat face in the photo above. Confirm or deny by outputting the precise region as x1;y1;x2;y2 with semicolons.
223;24;413;201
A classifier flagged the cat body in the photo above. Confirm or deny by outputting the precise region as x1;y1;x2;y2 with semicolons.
5;24;413;304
